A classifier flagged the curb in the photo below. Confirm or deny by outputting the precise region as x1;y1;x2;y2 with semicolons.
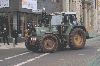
87;36;100;42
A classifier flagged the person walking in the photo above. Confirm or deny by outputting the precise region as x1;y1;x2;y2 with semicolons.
12;29;18;45
2;26;9;45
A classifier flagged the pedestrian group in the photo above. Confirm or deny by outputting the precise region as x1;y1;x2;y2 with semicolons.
1;24;18;45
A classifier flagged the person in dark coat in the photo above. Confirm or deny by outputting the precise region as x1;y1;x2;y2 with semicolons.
12;29;18;45
2;27;9;45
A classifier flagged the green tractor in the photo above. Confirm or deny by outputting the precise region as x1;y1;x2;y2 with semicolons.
25;12;87;53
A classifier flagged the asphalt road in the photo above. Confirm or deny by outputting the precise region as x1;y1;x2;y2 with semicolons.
0;38;100;66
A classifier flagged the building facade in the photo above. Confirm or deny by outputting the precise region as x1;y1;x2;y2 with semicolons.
0;0;63;37
96;0;100;34
83;0;99;37
37;0;63;13
0;0;38;37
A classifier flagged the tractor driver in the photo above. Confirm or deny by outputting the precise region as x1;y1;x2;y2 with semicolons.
70;15;77;25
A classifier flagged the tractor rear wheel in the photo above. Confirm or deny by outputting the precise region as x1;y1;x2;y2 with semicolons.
40;34;58;53
69;28;86;49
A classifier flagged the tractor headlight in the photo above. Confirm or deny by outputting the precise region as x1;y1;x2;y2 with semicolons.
31;37;37;41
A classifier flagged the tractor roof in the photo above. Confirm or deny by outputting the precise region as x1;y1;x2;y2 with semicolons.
62;12;76;14
53;12;76;15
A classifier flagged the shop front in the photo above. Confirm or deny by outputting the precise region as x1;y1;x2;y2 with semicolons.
0;0;38;38
13;12;38;37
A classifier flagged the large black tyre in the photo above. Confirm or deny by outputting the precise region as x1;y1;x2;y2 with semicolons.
69;28;86;49
25;41;39;52
40;34;58;53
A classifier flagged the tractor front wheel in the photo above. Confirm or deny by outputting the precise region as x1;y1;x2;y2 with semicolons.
69;28;86;49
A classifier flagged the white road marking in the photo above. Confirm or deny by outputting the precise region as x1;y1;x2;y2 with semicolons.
59;59;65;61
14;53;49;66
5;52;30;60
0;60;3;62
97;49;100;52
78;54;85;56
0;52;30;62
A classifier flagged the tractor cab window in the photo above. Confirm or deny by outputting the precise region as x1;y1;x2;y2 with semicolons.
69;14;77;25
51;15;62;26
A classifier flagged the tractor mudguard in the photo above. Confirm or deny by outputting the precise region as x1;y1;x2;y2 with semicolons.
73;26;89;39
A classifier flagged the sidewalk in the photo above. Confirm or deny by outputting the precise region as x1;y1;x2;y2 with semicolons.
86;36;100;42
0;36;100;49
0;42;25;49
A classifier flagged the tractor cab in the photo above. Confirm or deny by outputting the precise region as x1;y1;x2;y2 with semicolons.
36;12;78;29
50;12;78;34
62;12;77;25
51;12;78;26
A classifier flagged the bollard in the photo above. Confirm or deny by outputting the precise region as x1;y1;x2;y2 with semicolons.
13;38;15;48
